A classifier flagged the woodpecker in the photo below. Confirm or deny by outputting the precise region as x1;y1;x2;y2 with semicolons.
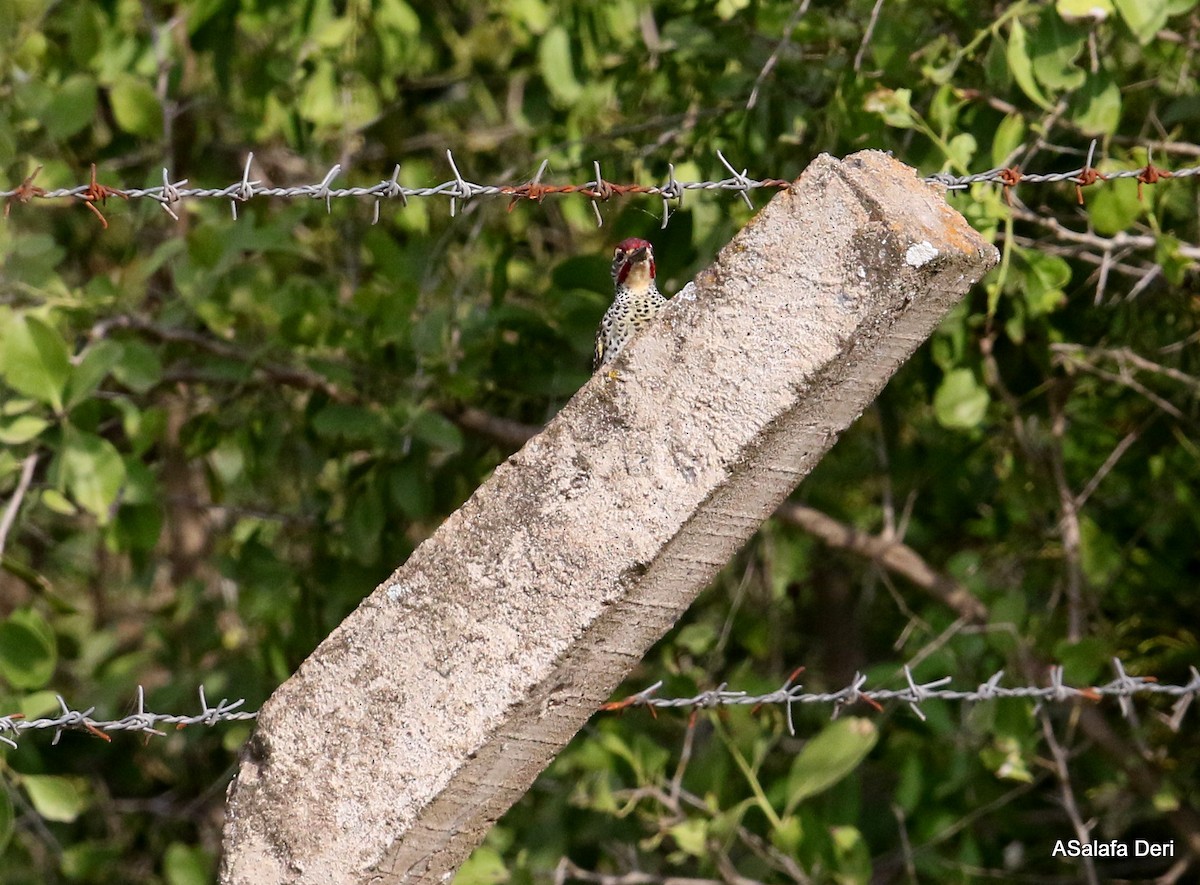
593;237;666;372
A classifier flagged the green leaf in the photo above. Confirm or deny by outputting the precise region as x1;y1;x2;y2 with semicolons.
1080;514;1122;583
1054;636;1112;683
116;400;166;455
410;410;464;454
1007;19;1054;110
1112;0;1169;43
506;0;550;34
21;775;88;823
1;395;38;416
1087;171;1143;235
667;818;709;856
184;0;229;33
1030;10;1086;90
164;842;213;885
1155;234;1191;285
539;26;583;104
314;16;356;49
61;842;123;880
109;75;163;138
60;428;126;522
41;488;78;516
0;314;71;411
389;461;434;519
946;133;977;170
66;339;123;409
0;608;57;690
1020;252;1070;316
44;74;98;140
831;825;872;881
991;114;1026;167
299;59;340;126
1070;72;1121;136
675;623;717;655
377;0;422;37
3;234;66;285
111;340;163;393
769;814;803;855
864;87;917;128
0;413;50;444
452;846;508;885
312;403;388;443
1056;0;1114;18
933;368;990;430
19;690;62;719
981;736;1035;782
784;717;878;811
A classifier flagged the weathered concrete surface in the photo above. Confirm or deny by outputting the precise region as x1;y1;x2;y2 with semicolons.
219;151;998;885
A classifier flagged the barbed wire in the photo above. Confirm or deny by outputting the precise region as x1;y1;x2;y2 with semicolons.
5;659;1195;747
0;685;257;749
603;658;1200;736
3;142;1197;231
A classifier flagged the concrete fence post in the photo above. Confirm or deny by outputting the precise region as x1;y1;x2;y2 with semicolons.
219;151;998;884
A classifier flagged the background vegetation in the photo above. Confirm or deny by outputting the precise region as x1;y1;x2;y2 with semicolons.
2;0;1199;882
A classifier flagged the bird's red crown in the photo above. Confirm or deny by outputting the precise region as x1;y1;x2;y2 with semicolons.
612;237;656;285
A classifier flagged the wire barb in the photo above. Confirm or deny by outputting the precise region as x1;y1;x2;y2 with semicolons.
313;163;342;213
231;153;259;220
157;168;187;220
4;165;47;218
78;163;128;229
716;149;756;210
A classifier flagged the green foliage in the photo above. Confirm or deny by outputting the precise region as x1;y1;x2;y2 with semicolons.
20;774;88;824
0;609;56;690
783;718;878;812
1;0;1198;882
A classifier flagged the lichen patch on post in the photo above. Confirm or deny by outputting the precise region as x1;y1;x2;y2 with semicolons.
905;241;939;267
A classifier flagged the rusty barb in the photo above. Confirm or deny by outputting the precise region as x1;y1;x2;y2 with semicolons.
4;142;1194;232
5;659;1194;747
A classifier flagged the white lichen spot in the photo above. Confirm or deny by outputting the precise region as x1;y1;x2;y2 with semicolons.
675;280;698;301
905;241;939;267
386;582;411;602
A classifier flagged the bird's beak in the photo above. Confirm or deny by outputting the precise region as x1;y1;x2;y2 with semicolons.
629;246;649;263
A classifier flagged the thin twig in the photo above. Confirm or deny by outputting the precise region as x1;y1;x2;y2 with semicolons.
1074;426;1143;510
1048;391;1087;643
853;0;887;72
1052;344;1200;396
1039;711;1099;885
746;0;812;109
0;453;38;559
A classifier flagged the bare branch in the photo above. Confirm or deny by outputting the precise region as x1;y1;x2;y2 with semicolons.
0;453;38;560
775;502;989;622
